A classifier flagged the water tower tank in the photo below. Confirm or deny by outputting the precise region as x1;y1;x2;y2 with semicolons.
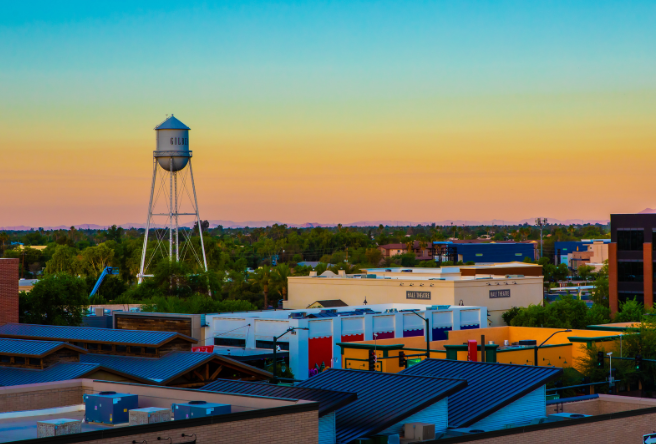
154;115;191;172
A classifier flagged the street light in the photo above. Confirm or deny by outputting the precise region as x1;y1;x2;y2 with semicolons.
534;329;571;366
270;327;308;383
408;310;431;360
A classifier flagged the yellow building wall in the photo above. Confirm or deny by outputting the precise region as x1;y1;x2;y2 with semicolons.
339;326;622;373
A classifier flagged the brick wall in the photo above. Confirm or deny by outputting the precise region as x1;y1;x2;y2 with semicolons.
0;383;90;413
0;258;19;324
78;410;318;444
434;406;656;444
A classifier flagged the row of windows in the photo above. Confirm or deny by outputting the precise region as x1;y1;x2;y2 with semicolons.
0;355;41;366
72;342;157;355
618;261;643;282
618;230;644;251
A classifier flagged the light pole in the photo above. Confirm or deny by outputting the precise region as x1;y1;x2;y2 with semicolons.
535;218;548;259
408;310;431;359
607;352;614;393
534;329;571;366
270;327;308;383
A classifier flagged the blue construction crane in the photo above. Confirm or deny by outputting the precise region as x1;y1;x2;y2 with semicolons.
90;267;119;297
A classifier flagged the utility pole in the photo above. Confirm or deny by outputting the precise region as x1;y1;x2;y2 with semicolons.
535;218;548;259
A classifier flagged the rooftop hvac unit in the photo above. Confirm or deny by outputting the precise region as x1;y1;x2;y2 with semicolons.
84;392;138;425
404;422;435;441
172;401;231;420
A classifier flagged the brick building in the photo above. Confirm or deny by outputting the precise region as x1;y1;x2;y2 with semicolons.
0;258;19;324
608;213;656;315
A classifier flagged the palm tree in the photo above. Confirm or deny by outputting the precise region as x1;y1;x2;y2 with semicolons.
252;267;271;309
270;264;292;302
0;232;8;250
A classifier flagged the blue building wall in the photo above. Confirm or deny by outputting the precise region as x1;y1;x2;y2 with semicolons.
437;243;535;263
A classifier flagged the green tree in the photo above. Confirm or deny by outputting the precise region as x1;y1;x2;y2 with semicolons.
81;243;115;276
614;299;644;323
577;265;595;281
20;274;88;326
44;245;80;275
590;261;609;307
270;263;292;301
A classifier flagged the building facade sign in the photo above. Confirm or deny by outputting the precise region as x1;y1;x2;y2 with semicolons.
406;291;431;300
489;289;511;298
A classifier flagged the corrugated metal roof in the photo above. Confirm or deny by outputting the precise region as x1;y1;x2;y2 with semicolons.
0;362;100;387
0;323;195;346
201;379;357;417
81;351;271;384
0;338;85;357
155;115;190;130
400;359;562;428
297;368;467;443
81;352;211;383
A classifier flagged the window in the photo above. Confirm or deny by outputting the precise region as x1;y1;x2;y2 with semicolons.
515;253;522;256
13;357;25;365
87;343;98;351
101;344;113;352
618;261;643;282
116;345;127;353
215;338;246;347
29;358;40;366
132;347;143;354
619;292;644;305
0;356;9;363
476;253;483;257
145;347;157;355
618;230;644;251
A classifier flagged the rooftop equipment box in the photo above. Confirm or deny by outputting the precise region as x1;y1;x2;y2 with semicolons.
84;391;138;425
171;401;231;420
129;407;171;425
37;419;82;438
404;422;435;441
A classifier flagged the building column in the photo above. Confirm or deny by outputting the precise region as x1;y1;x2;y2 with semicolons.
644;243;653;309
609;243;618;316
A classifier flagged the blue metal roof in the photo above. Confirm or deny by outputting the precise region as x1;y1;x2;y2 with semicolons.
400;359;562;428
81;351;271;384
0;363;100;387
201;379;357;417
0;323;195;346
297;368;467;443
0;338;85;357
154;115;190;130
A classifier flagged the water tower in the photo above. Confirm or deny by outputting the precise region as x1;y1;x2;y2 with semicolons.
137;115;208;283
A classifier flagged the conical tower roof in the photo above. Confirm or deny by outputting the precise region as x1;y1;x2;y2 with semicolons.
155;114;190;130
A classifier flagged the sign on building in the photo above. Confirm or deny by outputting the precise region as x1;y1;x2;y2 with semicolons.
406;291;431;300
489;289;511;298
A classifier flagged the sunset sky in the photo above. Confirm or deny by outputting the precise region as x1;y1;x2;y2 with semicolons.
2;1;656;227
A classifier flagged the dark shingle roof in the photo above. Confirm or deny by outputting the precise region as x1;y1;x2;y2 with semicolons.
0;338;86;357
400;359;563;428
201;379;357;417
0;363;100;387
297;369;467;443
81;352;272;385
314;300;349;308
0;323;196;346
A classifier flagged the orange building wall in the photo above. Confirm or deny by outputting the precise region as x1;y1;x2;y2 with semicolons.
644;243;653;308
609;242;618;316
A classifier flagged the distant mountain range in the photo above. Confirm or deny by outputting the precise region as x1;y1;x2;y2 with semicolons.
0;216;612;231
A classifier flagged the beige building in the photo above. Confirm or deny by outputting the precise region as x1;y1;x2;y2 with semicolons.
569;241;609;272
286;263;544;327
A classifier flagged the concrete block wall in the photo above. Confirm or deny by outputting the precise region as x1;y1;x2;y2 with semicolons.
0;258;19;324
